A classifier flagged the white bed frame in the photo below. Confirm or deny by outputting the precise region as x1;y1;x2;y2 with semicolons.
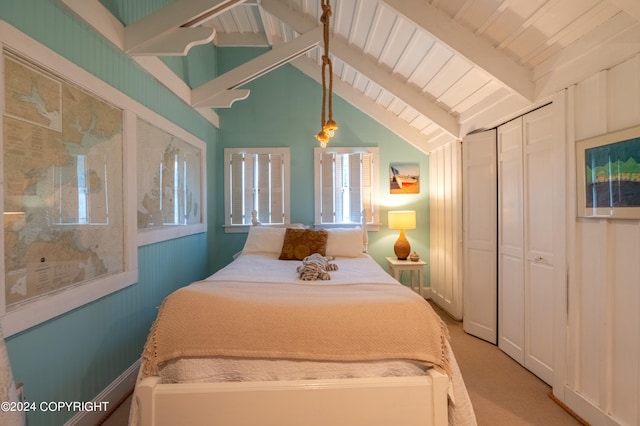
136;372;449;426
133;211;450;425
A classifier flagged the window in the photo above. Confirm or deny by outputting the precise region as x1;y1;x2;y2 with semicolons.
224;148;290;231
314;147;379;228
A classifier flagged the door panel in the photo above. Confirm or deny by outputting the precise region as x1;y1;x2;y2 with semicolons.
523;106;555;384
498;118;525;363
462;130;497;344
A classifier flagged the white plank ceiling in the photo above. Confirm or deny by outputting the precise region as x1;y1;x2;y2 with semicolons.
62;0;640;153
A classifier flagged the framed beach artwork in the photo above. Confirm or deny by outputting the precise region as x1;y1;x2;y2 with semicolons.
389;163;420;194
576;125;640;219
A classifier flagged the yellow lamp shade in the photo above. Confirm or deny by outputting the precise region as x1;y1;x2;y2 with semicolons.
388;211;416;260
388;210;416;230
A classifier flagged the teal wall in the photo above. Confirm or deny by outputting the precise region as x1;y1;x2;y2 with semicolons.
0;3;429;425
212;48;430;273
0;1;216;425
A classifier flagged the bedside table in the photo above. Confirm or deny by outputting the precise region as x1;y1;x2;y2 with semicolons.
385;257;427;296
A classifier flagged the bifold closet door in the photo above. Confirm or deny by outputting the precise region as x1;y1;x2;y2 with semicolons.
497;118;526;365
497;106;555;385
522;107;555;385
462;130;497;344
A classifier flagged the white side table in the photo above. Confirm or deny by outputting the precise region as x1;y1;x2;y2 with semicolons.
385;257;427;296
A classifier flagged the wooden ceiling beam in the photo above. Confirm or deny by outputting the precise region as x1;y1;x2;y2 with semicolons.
292;57;435;150
261;0;459;138
191;27;322;108
124;0;245;55
382;0;535;102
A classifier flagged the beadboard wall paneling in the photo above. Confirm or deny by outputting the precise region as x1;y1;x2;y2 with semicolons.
428;141;463;320
569;53;640;426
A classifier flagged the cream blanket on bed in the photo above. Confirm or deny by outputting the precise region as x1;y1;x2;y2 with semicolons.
141;280;450;379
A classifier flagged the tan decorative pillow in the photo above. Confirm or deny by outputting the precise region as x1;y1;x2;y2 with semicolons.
278;228;328;260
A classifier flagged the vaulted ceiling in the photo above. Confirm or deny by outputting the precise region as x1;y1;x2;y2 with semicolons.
61;0;640;153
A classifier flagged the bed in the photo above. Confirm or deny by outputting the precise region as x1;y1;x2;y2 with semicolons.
130;223;476;426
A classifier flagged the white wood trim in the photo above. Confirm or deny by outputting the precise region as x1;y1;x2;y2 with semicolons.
550;91;568;399
127;27;215;57
191;28;322;108
123;0;239;54
65;360;140;426
58;0;220;128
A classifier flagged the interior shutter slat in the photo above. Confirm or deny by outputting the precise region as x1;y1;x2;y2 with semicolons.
321;152;335;223
349;153;362;222
361;153;373;223
244;154;256;224
270;153;284;224
230;153;245;225
256;154;270;223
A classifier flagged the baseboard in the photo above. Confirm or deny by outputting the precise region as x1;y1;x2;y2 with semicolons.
64;359;140;426
548;391;589;425
558;385;624;426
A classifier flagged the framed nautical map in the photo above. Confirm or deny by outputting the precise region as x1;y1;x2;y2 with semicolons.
576;125;640;219
136;118;206;246
0;24;137;336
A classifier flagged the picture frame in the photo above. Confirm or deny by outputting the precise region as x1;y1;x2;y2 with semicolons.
576;125;640;219
389;163;420;194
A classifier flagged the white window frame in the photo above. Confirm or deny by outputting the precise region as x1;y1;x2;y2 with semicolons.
314;147;380;230
224;147;290;233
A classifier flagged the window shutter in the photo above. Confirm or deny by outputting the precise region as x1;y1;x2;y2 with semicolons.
361;153;373;223
230;153;245;225
349;153;362;222
269;153;284;224
335;154;345;223
321;152;335;223
244;154;257;225
256;154;270;223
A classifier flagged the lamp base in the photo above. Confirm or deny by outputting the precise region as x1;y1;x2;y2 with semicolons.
393;229;411;260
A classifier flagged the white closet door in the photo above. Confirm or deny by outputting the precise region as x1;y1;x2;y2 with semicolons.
462;130;497;344
522;107;554;384
498;118;525;364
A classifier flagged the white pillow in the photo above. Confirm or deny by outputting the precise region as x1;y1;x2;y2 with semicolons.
242;224;307;255
325;228;365;258
242;226;287;255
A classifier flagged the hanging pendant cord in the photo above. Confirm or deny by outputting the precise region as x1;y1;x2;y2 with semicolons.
320;0;332;127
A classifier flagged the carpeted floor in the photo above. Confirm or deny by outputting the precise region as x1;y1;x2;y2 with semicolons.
101;302;586;425
430;302;585;425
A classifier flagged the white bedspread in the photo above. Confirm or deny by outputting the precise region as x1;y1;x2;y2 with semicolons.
207;252;399;285
131;254;477;426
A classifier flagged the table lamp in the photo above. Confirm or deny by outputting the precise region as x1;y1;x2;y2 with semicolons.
388;210;416;260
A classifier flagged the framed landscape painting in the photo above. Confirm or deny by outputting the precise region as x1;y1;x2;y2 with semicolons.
576;125;640;219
